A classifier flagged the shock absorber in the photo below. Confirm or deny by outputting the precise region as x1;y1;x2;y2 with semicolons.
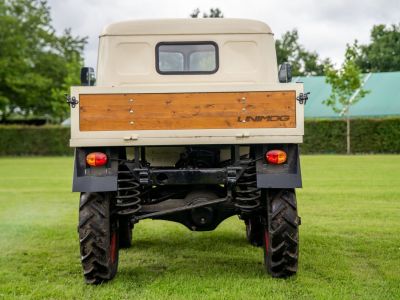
235;161;261;212
116;168;142;216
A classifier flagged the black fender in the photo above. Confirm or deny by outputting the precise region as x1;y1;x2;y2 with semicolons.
72;147;122;192
255;144;302;189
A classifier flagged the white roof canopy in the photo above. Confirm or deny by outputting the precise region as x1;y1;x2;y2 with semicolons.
101;18;273;36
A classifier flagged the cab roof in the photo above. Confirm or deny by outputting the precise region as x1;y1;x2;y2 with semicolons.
101;18;272;36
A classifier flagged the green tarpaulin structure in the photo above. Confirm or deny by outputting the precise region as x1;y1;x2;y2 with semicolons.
297;71;400;118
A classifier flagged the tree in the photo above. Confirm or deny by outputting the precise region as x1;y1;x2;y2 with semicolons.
275;29;331;76
190;8;224;18
323;43;370;154
0;0;87;122
355;24;400;72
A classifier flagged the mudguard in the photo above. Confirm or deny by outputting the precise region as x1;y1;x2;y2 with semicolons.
255;144;302;188
72;147;120;192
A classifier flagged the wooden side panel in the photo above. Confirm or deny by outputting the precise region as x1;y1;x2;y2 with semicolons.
79;91;296;131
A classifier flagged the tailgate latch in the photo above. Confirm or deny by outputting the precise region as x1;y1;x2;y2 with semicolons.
65;94;79;108
296;92;310;105
124;135;139;141
236;132;250;138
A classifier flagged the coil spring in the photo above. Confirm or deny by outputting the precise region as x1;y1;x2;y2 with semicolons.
116;170;142;216
235;162;261;212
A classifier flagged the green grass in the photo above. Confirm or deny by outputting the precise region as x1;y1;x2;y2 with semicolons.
0;156;399;299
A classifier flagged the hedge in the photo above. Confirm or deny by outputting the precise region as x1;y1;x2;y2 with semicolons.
0;118;399;156
0;125;72;156
302;118;400;154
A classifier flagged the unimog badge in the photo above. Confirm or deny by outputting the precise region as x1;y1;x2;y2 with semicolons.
237;115;290;123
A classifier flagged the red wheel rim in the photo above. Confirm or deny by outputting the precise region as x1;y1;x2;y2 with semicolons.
110;231;117;264
264;230;269;255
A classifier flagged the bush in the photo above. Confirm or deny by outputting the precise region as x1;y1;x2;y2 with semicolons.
0;118;399;156
0;126;72;156
302;118;400;154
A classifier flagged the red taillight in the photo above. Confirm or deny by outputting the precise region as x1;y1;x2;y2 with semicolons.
265;150;287;164
86;152;108;167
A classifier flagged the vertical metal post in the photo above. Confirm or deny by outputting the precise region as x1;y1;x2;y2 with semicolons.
140;146;146;164
230;145;240;165
134;147;140;168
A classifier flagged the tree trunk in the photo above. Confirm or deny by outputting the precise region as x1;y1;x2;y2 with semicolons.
346;112;351;155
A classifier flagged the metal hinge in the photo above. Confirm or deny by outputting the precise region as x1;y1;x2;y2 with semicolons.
296;92;310;105
65;94;79;108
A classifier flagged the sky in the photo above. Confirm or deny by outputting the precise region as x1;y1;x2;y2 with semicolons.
47;0;400;68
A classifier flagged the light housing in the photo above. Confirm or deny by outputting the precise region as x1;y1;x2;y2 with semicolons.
86;152;108;167
265;150;287;165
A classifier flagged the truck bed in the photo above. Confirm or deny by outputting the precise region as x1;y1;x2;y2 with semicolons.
70;84;304;147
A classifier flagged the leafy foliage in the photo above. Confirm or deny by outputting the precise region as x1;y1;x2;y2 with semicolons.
0;125;71;155
323;44;370;154
356;24;400;72
323;43;369;115
302;118;400;154
190;8;224;18
0;0;86;122
275;29;331;76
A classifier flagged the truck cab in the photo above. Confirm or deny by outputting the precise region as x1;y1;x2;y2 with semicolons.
69;19;304;284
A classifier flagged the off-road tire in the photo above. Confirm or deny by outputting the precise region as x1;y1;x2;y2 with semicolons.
245;216;264;247
263;189;299;278
78;192;119;284
119;217;133;248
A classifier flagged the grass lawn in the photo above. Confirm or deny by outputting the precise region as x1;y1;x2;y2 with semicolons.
0;155;399;299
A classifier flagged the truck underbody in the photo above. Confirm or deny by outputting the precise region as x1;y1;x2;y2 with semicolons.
74;144;300;228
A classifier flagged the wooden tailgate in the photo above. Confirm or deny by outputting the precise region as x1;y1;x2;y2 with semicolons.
79;91;296;131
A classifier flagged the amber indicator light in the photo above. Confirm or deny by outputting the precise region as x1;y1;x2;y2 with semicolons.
265;150;287;164
86;152;108;167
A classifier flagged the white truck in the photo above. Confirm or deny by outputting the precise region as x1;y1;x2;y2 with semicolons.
68;18;306;284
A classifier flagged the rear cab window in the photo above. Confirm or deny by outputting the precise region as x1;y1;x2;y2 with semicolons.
156;42;219;74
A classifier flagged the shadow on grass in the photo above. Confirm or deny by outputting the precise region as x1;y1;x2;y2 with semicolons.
117;229;269;283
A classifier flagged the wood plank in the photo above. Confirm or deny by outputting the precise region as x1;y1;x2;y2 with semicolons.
79;91;296;131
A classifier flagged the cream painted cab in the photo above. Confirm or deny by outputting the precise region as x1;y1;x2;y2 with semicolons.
69;18;304;147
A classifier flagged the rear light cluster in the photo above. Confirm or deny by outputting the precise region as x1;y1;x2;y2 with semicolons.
85;150;286;167
86;152;108;167
265;150;287;164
